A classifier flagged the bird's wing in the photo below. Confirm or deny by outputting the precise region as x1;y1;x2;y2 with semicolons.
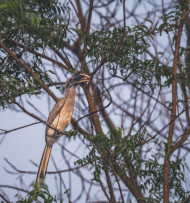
47;97;66;123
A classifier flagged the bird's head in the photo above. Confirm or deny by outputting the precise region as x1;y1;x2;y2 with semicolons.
65;72;90;88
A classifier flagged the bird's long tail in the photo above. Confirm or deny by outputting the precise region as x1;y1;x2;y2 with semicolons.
36;144;52;186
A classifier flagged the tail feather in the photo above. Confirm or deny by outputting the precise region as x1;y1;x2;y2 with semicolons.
36;144;52;186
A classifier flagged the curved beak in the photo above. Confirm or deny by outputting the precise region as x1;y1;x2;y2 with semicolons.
72;73;90;86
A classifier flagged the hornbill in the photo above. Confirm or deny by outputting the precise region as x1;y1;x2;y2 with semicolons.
36;72;90;186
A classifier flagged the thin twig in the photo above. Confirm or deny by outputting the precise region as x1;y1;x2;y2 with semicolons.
0;122;41;135
0;82;68;136
163;21;184;202
0;40;58;102
76;83;112;123
0;193;10;203
123;0;127;37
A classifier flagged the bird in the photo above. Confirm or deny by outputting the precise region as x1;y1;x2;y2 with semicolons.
36;72;90;186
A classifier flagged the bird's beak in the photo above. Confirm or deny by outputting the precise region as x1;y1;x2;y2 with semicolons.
72;73;90;85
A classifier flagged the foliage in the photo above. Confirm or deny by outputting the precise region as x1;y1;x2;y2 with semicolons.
17;183;59;203
0;0;69;107
86;4;190;92
74;128;189;202
87;27;168;90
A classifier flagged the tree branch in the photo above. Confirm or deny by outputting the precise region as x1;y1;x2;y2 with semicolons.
0;38;58;102
163;22;184;203
0;82;68;136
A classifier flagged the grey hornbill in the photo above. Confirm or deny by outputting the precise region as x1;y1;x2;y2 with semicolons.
36;72;90;186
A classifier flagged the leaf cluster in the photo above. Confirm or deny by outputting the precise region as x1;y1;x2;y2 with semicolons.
0;0;69;45
0;55;52;108
139;157;188;202
86;6;188;90
75;129;188;201
0;0;70;108
17;183;58;203
87;27;171;90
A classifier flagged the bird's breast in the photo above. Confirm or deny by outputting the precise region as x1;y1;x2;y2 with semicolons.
47;96;75;137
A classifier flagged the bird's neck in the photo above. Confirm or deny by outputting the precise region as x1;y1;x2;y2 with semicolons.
65;86;76;100
64;86;76;117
